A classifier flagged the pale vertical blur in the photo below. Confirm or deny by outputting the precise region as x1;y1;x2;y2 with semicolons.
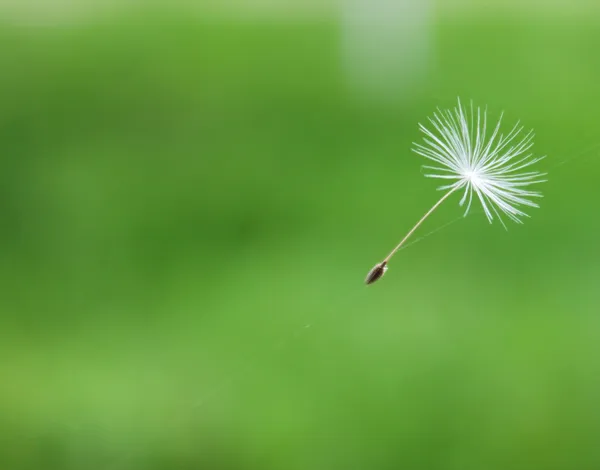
338;0;433;103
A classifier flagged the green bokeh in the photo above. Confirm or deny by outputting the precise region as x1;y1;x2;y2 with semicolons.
1;6;600;470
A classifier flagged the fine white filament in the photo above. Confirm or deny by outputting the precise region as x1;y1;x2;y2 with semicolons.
413;98;546;228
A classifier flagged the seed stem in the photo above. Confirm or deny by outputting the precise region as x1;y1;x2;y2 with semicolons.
383;186;460;264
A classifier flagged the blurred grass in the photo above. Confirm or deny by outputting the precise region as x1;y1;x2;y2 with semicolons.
1;7;600;470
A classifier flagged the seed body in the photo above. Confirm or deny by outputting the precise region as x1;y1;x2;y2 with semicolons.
365;261;388;285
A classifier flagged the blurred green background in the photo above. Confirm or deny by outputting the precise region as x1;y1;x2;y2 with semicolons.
1;1;600;469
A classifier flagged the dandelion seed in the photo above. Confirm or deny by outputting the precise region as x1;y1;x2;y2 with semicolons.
365;98;546;285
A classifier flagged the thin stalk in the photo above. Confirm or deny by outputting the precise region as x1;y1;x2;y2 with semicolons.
383;186;459;263
365;185;460;284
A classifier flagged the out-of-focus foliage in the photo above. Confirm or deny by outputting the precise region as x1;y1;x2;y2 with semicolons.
1;4;600;470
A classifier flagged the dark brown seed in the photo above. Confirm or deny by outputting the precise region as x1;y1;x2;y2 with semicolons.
365;261;387;285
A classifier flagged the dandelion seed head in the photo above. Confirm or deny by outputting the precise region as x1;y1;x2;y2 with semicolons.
412;98;546;226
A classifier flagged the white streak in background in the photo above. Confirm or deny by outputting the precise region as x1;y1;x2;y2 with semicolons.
339;0;433;103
